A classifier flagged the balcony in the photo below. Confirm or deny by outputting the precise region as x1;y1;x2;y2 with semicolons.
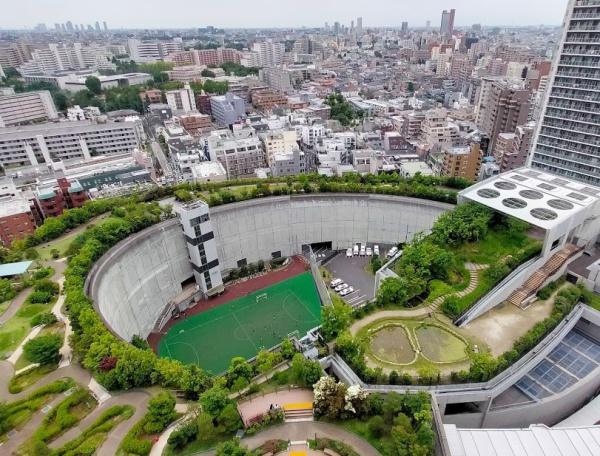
542;120;600;137
553;82;600;91
550;91;600;102
538;130;600;148
537;139;600;157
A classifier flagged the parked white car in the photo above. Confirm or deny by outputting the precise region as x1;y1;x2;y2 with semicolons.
387;246;399;258
366;247;373;256
330;278;343;287
353;244;359;256
360;245;366;256
335;283;348;292
374;245;380;256
346;248;353;257
340;287;355;296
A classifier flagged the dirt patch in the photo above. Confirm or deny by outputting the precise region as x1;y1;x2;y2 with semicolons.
416;326;467;363
462;299;554;356
370;326;415;364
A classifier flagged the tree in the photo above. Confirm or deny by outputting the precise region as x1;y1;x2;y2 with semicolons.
407;81;415;93
85;76;102;95
226;357;254;388
131;334;150;350
217;403;242;433
291;353;322;387
201;69;216;78
215;438;254;456
280;338;296;359
23;334;62;365
368;415;386;437
321;299;352;341
144;391;177;434
0;278;16;303
200;385;232;417
180;364;213;399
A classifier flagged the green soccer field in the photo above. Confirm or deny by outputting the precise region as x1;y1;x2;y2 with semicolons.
158;272;322;374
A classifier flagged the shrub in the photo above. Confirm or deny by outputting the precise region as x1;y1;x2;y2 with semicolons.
27;290;53;304
30;312;58;327
143;392;177;434
0;278;16;302
441;296;461;319
50;249;60;259
168;420;198;449
368;415;386;437
34;279;59;295
537;277;565;300
32;267;54;280
23;334;62;365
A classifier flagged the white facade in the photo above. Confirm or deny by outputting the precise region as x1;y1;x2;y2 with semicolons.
251;40;284;67
176;201;223;296
0;90;58;126
165;84;197;113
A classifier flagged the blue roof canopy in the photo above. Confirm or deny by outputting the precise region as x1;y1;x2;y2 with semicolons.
0;260;33;277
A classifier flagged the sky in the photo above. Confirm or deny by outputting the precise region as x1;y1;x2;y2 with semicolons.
1;0;569;30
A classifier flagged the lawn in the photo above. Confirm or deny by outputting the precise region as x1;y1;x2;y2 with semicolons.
451;227;541;265
35;232;81;260
0;303;49;359
9;364;59;393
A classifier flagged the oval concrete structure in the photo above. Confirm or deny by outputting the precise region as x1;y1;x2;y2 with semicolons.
87;193;453;341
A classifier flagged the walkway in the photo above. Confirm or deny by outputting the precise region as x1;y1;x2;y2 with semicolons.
350;263;487;335
237;389;314;427
200;422;380;456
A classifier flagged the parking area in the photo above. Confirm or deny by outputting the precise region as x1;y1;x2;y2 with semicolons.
325;251;378;308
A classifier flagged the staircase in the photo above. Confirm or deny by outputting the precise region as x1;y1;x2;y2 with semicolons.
507;244;582;308
283;402;314;423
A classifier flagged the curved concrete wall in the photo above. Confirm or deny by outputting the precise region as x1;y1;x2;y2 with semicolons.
210;194;453;271
87;221;193;341
88;194;453;340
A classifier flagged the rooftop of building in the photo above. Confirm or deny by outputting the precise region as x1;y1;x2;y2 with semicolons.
0;260;33;278
444;424;600;456
459;167;600;230
190;161;227;179
0;119;138;136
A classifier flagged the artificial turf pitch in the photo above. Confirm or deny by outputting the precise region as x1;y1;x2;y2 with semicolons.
158;272;321;374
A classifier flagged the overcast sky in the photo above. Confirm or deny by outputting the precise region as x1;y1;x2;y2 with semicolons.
1;0;569;29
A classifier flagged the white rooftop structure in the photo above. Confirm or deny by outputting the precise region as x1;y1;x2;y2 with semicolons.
190;161;227;183
444;424;600;456
459;167;600;256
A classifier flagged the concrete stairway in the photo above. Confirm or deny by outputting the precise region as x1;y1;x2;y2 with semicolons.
283;402;314;423
508;244;581;308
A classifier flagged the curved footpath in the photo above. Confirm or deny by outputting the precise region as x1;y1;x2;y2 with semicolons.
349;262;487;336
199;421;380;456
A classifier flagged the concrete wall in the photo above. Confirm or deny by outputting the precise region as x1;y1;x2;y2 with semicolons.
88;194;452;341
88;221;193;341
210;194;453;271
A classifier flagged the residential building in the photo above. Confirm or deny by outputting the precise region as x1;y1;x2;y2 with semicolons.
140;89;163;104
440;143;482;180
179;113;212;135
0;177;36;247
35;176;88;219
206;131;266;179
0;90;58;127
529;0;600;185
260;67;293;93
127;38;183;62
190;161;227;184
62;73;152;92
475;78;531;150
250;40;284;67
421;109;460;148
0;120;142;169
166;65;206;82
301;124;325;147
496;123;535;172
260;130;299;165
210;93;246;126
166;84;197;113
251;90;288;110
271;149;306;177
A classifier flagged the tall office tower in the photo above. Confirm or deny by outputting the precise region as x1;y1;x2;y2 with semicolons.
334;22;341;35
66;21;74;33
529;0;600;185
95;21;101;32
440;9;456;37
357;17;363;35
103;21;108;31
426;20;431;32
401;22;409;34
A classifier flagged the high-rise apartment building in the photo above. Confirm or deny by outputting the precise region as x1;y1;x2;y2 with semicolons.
529;0;600;185
440;9;456;37
250;40;284;67
210;94;246;126
475;78;531;151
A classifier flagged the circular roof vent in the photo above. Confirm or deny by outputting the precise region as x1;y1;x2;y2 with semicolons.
477;188;500;199
502;198;527;209
531;208;558;221
519;190;544;200
547;199;574;211
494;181;517;190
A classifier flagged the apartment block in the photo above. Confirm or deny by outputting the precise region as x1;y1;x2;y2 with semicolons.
251;89;288;110
165;84;197;113
529;0;600;184
207;131;266;179
0;120;142;169
0;90;58;127
35;176;88;219
0;177;36;247
210;94;246;126
440;143;482;181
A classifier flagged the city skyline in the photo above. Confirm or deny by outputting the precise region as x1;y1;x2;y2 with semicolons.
2;0;568;29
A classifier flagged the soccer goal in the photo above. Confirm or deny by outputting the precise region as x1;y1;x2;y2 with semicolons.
256;293;269;303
